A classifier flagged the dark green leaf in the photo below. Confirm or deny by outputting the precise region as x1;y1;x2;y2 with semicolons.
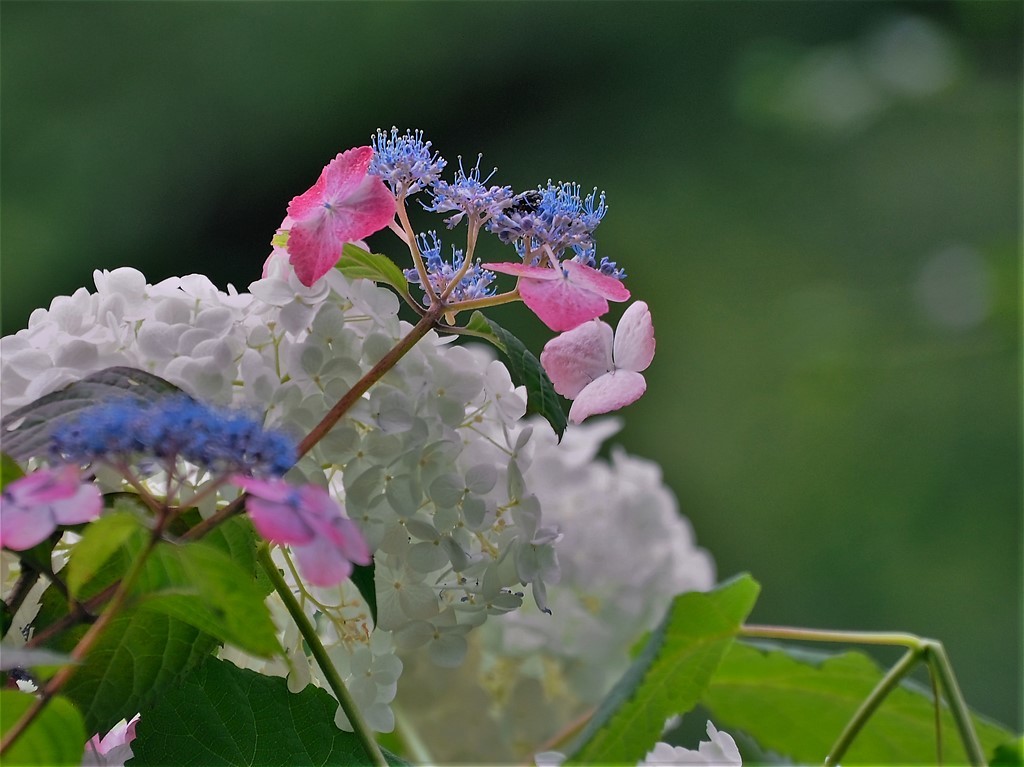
1;452;24;488
349;561;378;626
0;691;86;766
131;656;410;766
0;367;185;461
477;316;568;439
338;243;411;298
67;512;145;600
702;641;1015;766
566;574;760;765
991;735;1024;766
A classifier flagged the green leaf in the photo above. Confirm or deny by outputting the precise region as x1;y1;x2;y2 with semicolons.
338;243;410;297
66;512;145;599
130;656;410;766
476;316;568;438
0;691;86;766
566;574;760;765
0;367;185;462
137;540;281;658
1;452;24;488
349;561;378;626
991;735;1024;766
702;642;1015;766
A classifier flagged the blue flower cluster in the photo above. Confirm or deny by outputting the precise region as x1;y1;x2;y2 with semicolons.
487;181;609;261
50;396;296;477
370;127;447;195
571;245;627;280
405;231;496;302
422;155;516;228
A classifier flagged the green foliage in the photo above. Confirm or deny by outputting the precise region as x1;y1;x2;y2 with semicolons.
0;367;183;462
338;243;411;301
349;561;378;626
130;656;410;766
702;642;1015;765
66;511;145;599
991;735;1024;766
466;312;567;438
0;452;24;487
565;575;760;765
0;691;86;766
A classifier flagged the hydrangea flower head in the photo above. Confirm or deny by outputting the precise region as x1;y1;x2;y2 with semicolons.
369;127;446;195
0;465;102;550
404;231;496;302
423;155;515;228
488;181;608;258
540;300;655;422
285;146;396;287
49;396;297;477
231;476;372;587
488;259;630;332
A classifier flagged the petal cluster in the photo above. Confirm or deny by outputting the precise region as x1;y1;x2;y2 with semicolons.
0;465;102;550
286;146;396;287
540;301;655;422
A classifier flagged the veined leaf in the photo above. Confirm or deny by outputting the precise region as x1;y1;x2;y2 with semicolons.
0;691;86;766
702;641;1015;765
0;367;185;461
473;315;568;439
565;574;760;764
66;512;146;600
130;656;410;766
338;243;411;298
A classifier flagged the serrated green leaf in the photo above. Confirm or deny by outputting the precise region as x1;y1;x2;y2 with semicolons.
566;574;760;765
338;243;411;298
0;691;86;766
67;512;145;599
463;311;505;348
0;367;185;461
1;453;24;488
702;641;1014;766
137;540;281;657
130;656;410;766
478;317;568;438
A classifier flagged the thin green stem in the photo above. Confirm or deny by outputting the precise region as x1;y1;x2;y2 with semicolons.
395;194;436;306
257;545;387;767
445;288;521;315
824;647;923;766
1;515;164;756
740;623;923;649
925;641;986;766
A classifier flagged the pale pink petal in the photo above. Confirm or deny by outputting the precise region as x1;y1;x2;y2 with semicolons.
486;262;562;281
233;477;316;545
285;147;396;287
568;370;647;423
0;466;101;551
519;275;610;332
294;535;354;587
231;475;294;504
562;261;630;302
612;301;656;373
0;502;54;551
298;485;371;566
539;320;614;399
51;482;103;525
327;516;372;566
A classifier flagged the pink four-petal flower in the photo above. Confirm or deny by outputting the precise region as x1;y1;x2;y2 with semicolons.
285;146;396;287
540;300;656;423
487;260;630;332
0;465;102;551
231;476;372;587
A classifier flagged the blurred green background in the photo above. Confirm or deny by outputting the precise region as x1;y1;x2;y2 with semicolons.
2;1;1020;730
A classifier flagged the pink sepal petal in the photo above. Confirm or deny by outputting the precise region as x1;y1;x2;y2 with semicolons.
232;476;316;545
0;466;101;551
568;370;647;424
486;262;563;281
562;261;631;302
519;278;610;332
540;320;614;399
294;534;355;587
285;147;396;287
613;301;655;372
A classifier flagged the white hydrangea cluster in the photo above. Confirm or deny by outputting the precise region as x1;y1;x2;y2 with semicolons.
0;254;560;733
393;420;716;762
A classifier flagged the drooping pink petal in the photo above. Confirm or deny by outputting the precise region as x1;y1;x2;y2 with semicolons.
0;466;101;551
561;261;631;302
540;320;614;399
232;476;316;545
294;534;356;587
486;262;562;281
568;370;647;424
285;147;396;287
612;301;656;373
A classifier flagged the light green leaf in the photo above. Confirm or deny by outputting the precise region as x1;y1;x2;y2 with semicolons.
476;316;568;439
0;691;86;766
702;641;1015;765
338;243;411;298
67;512;145;599
566;574;760;765
0;367;184;462
1;453;24;488
137;540;281;658
130;656;410;766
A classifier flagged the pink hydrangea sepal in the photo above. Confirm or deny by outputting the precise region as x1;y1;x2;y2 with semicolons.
285;146;396;287
488;260;630;332
0;465;102;551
